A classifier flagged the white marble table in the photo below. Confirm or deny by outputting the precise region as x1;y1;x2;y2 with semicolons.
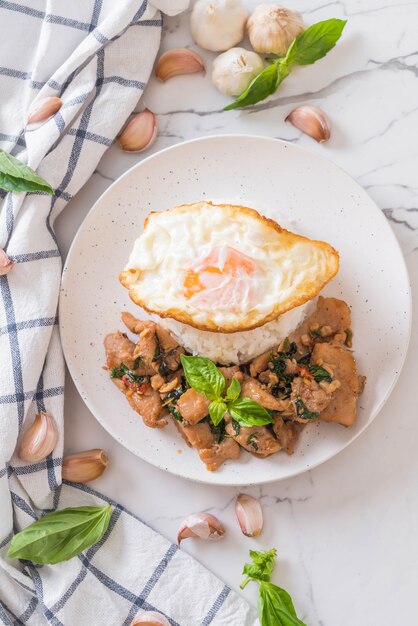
55;1;418;624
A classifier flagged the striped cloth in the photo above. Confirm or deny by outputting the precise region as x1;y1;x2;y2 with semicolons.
0;1;258;624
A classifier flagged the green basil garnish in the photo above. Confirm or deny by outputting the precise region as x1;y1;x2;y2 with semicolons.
241;548;307;626
0;149;54;194
209;400;228;426
308;365;332;383
225;18;346;110
228;398;274;427
295;398;320;420
226;377;241;402
180;354;225;400
8;505;111;565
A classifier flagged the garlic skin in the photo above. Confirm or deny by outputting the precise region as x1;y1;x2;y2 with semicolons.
155;48;205;82
62;449;108;483
190;0;248;52
286;105;331;143
116;109;157;153
27;97;62;124
132;612;170;626
247;4;304;56
177;513;225;544
235;494;263;537
0;248;14;276
18;412;59;463
212;48;264;97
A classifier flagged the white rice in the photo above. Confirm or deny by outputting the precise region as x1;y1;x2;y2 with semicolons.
159;303;309;365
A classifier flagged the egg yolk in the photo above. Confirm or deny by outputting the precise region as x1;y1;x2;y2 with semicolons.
183;246;257;310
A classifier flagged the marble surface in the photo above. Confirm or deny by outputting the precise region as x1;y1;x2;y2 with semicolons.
55;1;418;624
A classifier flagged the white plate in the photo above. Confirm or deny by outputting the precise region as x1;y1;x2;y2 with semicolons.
60;135;411;486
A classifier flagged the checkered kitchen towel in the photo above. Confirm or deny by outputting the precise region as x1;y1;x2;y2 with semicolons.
0;2;258;624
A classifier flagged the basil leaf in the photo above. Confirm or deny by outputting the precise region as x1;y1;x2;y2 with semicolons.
226;377;241;402
228;398;274;427
258;582;307;626
224;62;279;110
295;398;319;420
0;149;54;194
209;400;228;426
8;505;111;565
308;364;332;383
291;18;346;66
180;354;225;400
241;548;277;589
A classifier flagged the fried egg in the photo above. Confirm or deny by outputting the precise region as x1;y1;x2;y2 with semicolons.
120;201;339;333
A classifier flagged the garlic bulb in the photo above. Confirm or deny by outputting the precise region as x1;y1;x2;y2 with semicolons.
177;513;225;543
62;449;108;483
132;611;170;626
18;412;59;462
286;105;331;143
212;48;264;96
0;248;13;276
116;109;157;153
190;0;248;52
235;494;263;537
247;4;304;56
155;48;205;81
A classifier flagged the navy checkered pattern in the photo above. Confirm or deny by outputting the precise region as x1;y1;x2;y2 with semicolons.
0;1;257;625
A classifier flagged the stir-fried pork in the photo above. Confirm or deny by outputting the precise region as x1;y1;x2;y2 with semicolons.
226;422;281;457
241;375;289;411
177;388;211;425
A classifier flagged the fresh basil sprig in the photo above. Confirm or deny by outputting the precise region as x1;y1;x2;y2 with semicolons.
0;149;54;194
241;549;307;626
7;505;111;565
225;18;346;110
180;354;273;428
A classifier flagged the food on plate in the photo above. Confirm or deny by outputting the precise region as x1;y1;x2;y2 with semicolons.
119;202;339;333
104;297;364;471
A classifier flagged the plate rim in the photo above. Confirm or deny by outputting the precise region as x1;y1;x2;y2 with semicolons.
60;133;412;486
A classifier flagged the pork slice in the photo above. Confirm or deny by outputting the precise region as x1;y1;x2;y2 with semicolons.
133;326;158;376
225;422;281;457
104;332;137;370
218;366;243;386
199;438;241;471
112;379;166;429
155;325;179;352
241;376;288;411
177;388;211;425
121;311;155;335
272;414;305;455
311;342;362;427
163;346;184;371
290;376;332;423
173;420;215;449
249;351;271;378
289;297;352;352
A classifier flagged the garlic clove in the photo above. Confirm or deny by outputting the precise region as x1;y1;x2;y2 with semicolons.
62;449;108;483
27;96;62;125
132;612;170;626
191;0;248;52
177;513;225;544
286;105;331;143
116;109;157;153
0;248;14;276
235;494;263;537
18;412;59;463
212;47;264;97
155;48;205;82
247;4;304;56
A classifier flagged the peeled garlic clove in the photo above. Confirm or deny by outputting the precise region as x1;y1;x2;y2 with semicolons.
191;0;248;52
18;412;59;463
286;105;331;143
177;513;225;544
27;96;62;124
247;4;304;56
0;248;14;276
155;48;205;82
235;494;263;537
116;109;157;153
62;449;108;483
132;612;170;626
212;47;264;97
